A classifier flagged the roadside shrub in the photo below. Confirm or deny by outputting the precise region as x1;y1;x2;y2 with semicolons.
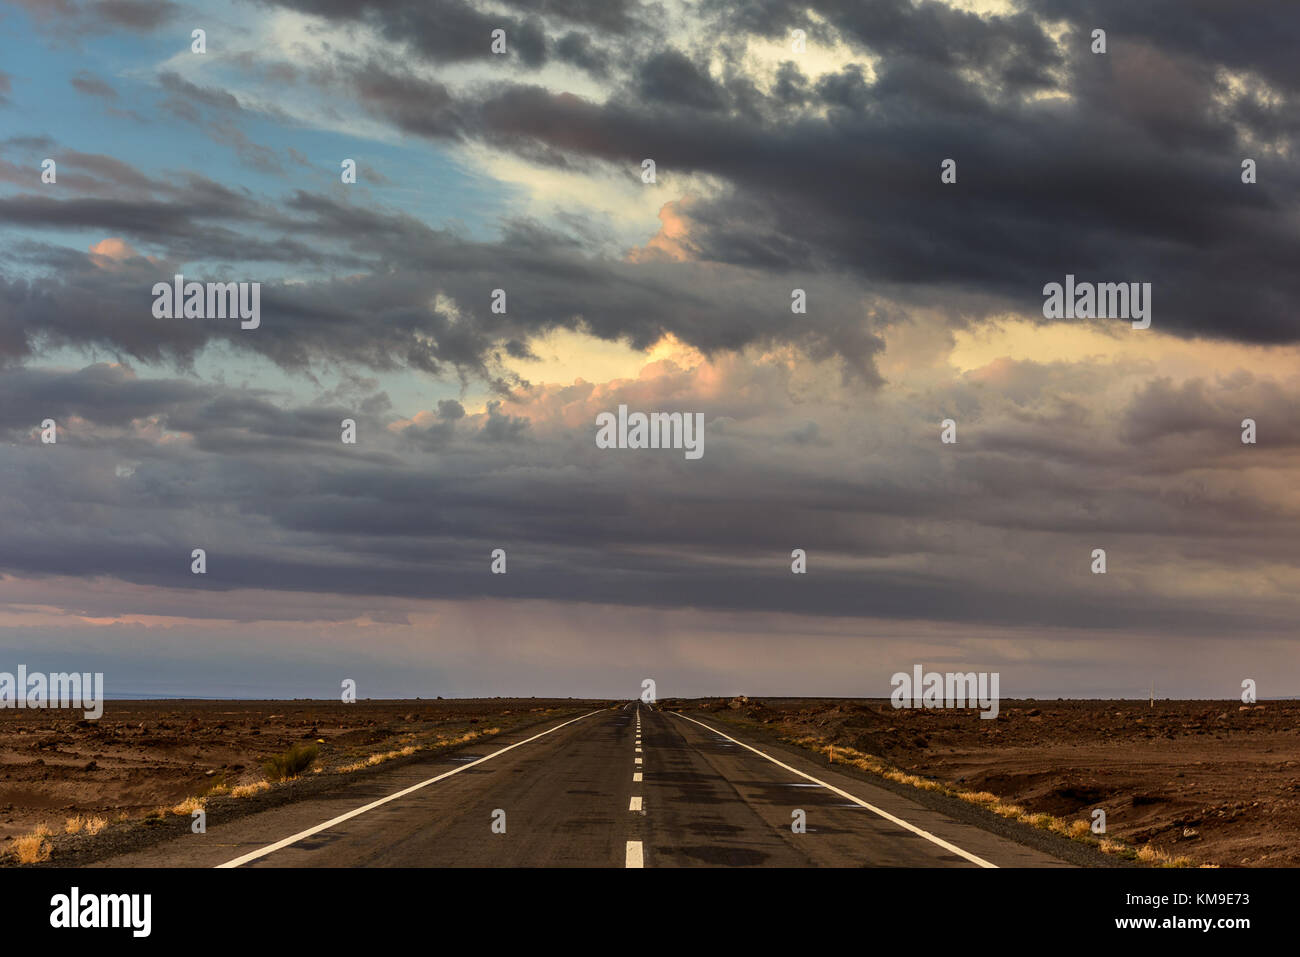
262;743;320;782
11;824;53;863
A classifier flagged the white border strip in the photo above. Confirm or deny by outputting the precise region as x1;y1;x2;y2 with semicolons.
216;710;602;868
671;712;997;868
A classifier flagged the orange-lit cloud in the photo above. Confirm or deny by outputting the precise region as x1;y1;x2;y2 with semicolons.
87;237;159;268
626;198;700;263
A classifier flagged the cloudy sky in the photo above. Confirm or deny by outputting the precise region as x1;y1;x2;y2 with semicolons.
1;0;1297;699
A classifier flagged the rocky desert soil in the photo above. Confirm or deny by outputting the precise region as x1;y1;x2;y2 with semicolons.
0;697;599;859
679;697;1300;867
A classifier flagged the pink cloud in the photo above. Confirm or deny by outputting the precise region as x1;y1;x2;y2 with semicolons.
87;237;158;268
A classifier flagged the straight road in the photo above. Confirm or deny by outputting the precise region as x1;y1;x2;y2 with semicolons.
91;704;1069;867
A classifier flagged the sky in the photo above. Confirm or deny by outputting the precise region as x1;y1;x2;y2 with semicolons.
0;0;1297;699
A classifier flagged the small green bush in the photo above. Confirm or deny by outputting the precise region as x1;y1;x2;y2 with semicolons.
262;743;319;782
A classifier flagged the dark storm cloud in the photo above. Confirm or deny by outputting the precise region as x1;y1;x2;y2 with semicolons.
1030;0;1300;94
1120;376;1300;449
554;31;611;77
3;0;1299;660
0;191;329;266
10;0;1296;386
0;165;884;380
254;0;554;68
710;0;1061;90
2;360;1297;639
257;0;643;36
280;0;1300;345
347;63;463;139
398;399;464;451
638;50;728;111
0;363;203;429
502;0;640;34
448;64;1297;344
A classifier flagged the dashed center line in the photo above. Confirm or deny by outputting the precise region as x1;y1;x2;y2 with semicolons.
625;840;644;868
630;714;647;863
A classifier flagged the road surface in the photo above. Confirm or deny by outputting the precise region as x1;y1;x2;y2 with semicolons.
91;705;1070;867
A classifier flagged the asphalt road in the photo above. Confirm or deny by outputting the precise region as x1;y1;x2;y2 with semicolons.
90;704;1070;867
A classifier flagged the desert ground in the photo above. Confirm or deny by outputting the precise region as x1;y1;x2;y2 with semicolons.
0;698;601;862
670;697;1300;867
5;696;1297;867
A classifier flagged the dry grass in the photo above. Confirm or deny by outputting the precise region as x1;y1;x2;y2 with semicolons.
26;723;517;855
230;780;270;798
1067;819;1093;840
339;745;417;773
170;796;205;816
63;814;108;835
336;726;502;774
442;728;500;746
1138;843;1196;868
788;735;1169;864
10;823;53;863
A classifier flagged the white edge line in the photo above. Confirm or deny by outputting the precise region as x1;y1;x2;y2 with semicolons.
670;712;997;869
215;710;602;868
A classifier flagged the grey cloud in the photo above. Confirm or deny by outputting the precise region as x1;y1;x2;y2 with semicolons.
71;70;118;100
2;357;1297;643
9;0;177;34
3;0;1300;686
